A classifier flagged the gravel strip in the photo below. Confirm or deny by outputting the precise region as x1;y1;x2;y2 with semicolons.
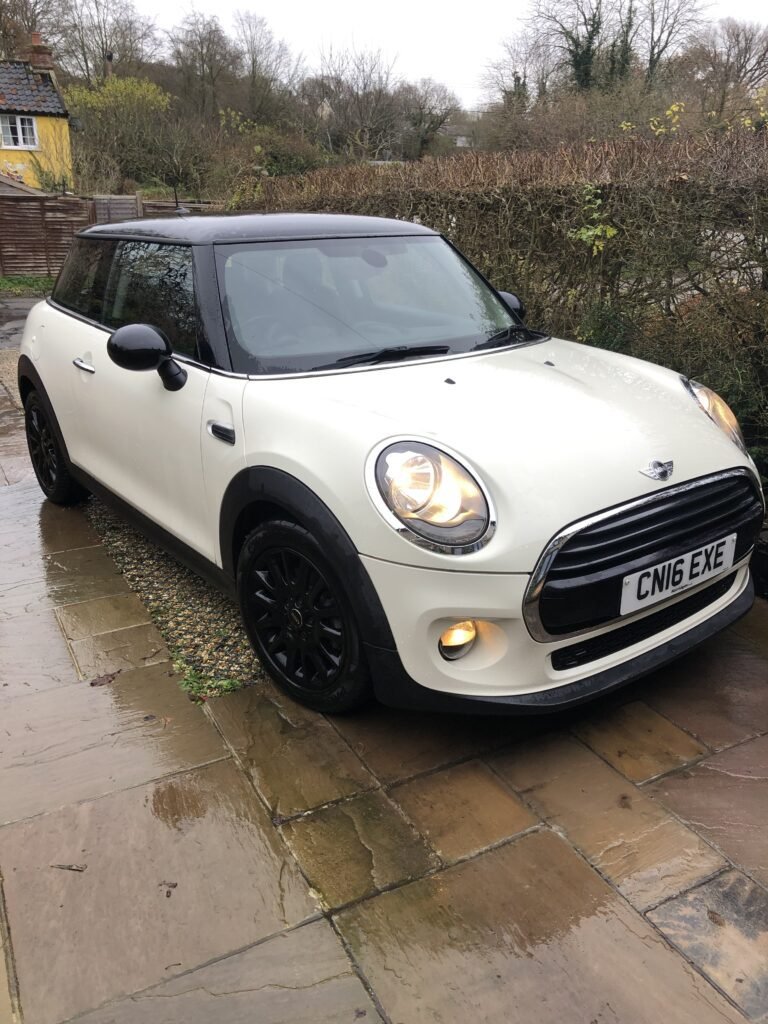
84;499;263;698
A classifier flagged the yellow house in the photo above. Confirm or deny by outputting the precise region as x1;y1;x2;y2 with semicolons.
0;34;72;191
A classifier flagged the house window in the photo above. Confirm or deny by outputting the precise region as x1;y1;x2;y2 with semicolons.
0;114;38;149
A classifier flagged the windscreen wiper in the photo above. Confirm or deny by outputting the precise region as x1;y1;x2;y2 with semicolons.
472;325;548;351
313;345;450;370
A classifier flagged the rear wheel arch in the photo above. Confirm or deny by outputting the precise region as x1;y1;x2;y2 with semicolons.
220;467;395;650
17;356;74;465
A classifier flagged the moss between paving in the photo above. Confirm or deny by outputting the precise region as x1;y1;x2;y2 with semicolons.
84;499;262;698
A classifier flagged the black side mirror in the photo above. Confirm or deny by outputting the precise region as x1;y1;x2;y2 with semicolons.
498;291;527;321
107;324;187;391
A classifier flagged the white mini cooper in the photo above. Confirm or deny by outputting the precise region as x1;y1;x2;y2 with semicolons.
19;214;765;713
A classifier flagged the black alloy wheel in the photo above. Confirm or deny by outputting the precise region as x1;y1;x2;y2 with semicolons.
24;391;87;505
26;400;58;491
238;520;372;712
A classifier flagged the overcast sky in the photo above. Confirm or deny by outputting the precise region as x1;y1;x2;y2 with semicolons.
131;0;768;110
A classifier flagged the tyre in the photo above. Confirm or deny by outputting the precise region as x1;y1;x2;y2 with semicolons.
237;519;373;713
24;391;87;505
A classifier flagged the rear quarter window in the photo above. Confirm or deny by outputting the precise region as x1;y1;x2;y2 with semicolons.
52;238;114;320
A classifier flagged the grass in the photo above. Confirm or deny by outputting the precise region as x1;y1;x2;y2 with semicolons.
0;275;55;297
174;659;245;701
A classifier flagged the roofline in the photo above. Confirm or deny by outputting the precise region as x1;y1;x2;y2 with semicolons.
0;108;68;118
76;213;438;245
0;172;48;195
75;229;438;245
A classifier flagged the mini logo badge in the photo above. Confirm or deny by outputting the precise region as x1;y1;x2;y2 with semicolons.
640;459;674;481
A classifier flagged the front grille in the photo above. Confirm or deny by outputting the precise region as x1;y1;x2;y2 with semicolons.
535;471;763;636
551;572;737;670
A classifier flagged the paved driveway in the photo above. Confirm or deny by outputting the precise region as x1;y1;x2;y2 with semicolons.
1;377;768;1024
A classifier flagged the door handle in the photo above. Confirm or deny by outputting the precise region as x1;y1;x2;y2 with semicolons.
73;358;95;374
207;421;236;445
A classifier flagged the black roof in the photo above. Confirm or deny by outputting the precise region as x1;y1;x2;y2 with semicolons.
0;60;67;117
79;212;437;244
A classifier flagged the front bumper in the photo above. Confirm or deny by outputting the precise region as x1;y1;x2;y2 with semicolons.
360;554;754;714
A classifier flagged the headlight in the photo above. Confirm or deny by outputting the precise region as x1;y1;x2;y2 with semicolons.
683;378;747;454
369;440;494;553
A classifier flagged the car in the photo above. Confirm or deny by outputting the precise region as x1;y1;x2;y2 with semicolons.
18;213;765;714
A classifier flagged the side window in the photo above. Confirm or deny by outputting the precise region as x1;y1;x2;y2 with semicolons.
53;239;114;320
102;242;199;359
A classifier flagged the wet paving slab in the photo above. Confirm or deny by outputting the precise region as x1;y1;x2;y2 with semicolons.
328;703;530;785
648;870;768;1021
281;790;439;909
0;541;130;620
68;621;169;678
648;732;768;888
67;920;381;1024
336;829;744;1024
0;606;80;697
572;699;709;782
390;759;538;864
0;759;319;1024
489;733;727;910
0;662;228;824
0;480;100;554
208;685;377;818
642;632;768;750
56;592;152;640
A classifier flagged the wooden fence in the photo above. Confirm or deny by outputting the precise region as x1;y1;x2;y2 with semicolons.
0;195;223;277
0;195;90;276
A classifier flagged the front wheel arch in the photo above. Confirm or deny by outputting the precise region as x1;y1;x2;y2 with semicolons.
220;467;395;651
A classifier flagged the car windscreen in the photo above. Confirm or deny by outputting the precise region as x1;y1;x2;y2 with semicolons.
215;235;519;375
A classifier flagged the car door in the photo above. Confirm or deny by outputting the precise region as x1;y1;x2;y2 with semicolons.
69;240;216;560
41;238;116;451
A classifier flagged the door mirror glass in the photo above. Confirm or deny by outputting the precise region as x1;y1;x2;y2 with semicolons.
498;290;527;321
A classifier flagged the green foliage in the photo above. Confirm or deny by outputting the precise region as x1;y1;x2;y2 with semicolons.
66;76;171;131
0;276;54;296
577;299;641;351
65;77;173;191
220;112;333;209
569;186;619;254
174;659;245;699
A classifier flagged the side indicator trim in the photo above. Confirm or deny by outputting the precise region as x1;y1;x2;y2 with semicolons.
207;421;236;445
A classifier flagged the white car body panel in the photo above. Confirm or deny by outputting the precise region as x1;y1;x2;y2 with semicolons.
362;555;751;697
25;304;240;562
241;337;756;573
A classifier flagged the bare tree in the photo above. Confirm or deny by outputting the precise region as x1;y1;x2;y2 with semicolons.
306;48;400;159
232;11;302;122
638;0;702;82
532;0;608;90
55;0;160;84
485;30;561;104
169;13;241;120
0;0;61;57
395;78;458;158
684;18;768;118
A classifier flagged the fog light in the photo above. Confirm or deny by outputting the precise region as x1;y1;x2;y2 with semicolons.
439;620;477;661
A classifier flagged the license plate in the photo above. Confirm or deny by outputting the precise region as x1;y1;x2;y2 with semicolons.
620;533;737;616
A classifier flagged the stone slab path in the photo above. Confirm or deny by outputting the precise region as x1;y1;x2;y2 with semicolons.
1;378;768;1024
